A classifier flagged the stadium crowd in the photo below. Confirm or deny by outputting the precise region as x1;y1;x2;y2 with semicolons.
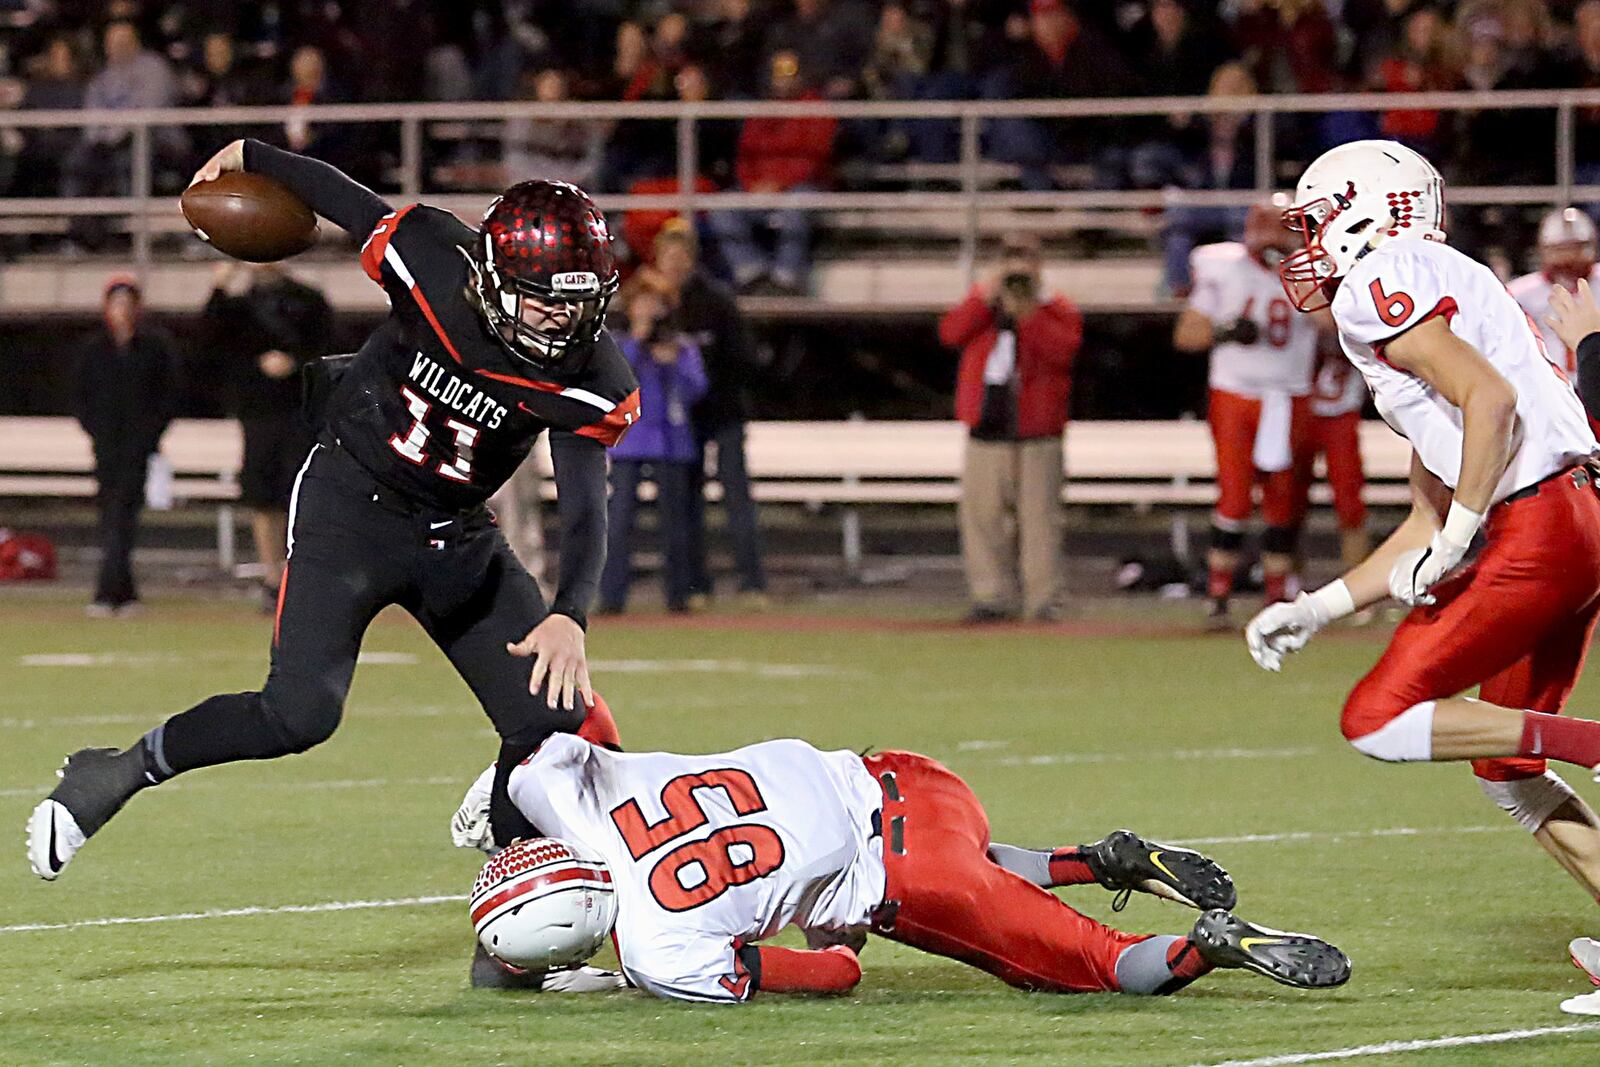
3;2;1600;212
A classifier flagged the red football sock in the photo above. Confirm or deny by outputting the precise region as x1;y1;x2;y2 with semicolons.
1047;847;1098;887
1207;566;1233;601
575;692;622;750
1167;937;1213;983
755;945;861;994
1263;572;1289;604
1520;711;1600;769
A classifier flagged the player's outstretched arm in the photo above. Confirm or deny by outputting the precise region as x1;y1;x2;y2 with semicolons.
1548;278;1600;420
505;431;606;711
1245;454;1443;670
189;138;393;242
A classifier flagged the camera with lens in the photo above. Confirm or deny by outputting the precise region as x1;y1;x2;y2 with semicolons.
1001;272;1038;302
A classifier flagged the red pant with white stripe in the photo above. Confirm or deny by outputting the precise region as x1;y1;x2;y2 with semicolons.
863;750;1148;992
1302;410;1367;532
1341;468;1600;782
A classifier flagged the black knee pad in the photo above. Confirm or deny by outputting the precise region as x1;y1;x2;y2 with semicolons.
1210;524;1245;552
1262;524;1300;555
261;687;343;754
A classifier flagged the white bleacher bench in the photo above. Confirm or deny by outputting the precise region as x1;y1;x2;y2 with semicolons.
0;416;1414;570
0;417;245;569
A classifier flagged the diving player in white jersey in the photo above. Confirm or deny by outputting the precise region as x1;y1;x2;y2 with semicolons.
1245;141;1600;941
1509;207;1600;386
454;736;1350;1002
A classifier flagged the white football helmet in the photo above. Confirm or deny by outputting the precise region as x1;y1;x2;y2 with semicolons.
1279;139;1446;312
1537;206;1598;286
470;837;618;972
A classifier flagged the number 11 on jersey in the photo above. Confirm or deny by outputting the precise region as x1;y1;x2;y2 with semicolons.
388;386;480;483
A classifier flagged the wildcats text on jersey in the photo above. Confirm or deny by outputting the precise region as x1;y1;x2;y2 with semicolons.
406;351;508;430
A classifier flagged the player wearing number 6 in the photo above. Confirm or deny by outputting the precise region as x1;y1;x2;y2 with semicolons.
26;140;641;882
1246;140;1600;908
454;735;1350;1001
1174;203;1323;629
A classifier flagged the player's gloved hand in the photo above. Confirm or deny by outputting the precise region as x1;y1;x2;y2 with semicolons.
542;966;629;993
1215;317;1260;346
1387;502;1481;607
1244;581;1353;672
451;765;496;854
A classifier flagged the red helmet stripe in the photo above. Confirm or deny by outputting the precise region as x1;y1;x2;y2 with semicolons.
470;865;612;927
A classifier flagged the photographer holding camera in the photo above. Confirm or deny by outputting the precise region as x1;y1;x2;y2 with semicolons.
938;233;1082;623
600;286;709;615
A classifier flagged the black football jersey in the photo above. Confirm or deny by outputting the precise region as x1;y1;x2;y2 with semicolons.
325;204;640;512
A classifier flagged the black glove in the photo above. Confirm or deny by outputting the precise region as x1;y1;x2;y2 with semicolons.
1214;317;1260;346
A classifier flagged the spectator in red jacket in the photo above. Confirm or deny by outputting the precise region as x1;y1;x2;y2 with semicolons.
705;50;836;293
938;234;1082;623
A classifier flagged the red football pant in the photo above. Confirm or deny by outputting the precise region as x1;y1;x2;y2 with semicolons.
863;750;1149;993
1209;388;1312;529
1302;410;1367;531
1342;469;1600;781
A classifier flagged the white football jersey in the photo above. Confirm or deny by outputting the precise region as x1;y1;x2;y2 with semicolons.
1311;350;1367;418
1188;242;1317;397
1331;237;1597;501
1507;265;1600;382
507;735;886;1004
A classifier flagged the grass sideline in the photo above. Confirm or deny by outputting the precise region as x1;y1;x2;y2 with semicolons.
3;591;1600;1065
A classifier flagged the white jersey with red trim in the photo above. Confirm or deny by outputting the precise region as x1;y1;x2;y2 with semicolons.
1507;264;1600;383
1331;237;1597;501
1311;350;1368;418
1188;242;1317;397
506;734;885;1004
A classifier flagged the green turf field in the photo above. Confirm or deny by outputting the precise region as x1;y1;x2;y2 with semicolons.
4;591;1600;1065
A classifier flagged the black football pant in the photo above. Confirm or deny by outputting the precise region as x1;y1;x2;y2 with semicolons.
152;443;578;792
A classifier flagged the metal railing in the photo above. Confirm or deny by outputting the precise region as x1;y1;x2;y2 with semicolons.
3;88;1598;275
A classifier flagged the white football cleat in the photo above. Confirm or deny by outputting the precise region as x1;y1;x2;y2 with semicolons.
26;799;86;881
1571;937;1600;986
1562;989;1600;1016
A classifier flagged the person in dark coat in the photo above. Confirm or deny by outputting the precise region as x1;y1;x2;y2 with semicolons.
637;220;769;604
201;263;332;609
76;276;179;615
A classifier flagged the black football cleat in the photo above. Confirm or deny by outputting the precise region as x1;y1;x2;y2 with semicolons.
1190;909;1351;989
1084;829;1237;911
26;747;146;880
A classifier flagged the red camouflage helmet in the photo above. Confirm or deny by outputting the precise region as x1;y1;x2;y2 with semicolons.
470;180;620;367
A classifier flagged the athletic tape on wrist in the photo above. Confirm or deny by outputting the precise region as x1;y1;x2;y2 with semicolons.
1307;579;1355;624
1442;500;1483;548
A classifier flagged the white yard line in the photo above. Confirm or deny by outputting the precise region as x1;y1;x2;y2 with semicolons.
0;894;464;935
15;652;849;678
1179;823;1513;847
980;745;1326;768
1192;1023;1600;1066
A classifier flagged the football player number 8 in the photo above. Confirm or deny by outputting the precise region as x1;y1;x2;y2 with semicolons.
1369;278;1416;327
610;770;787;913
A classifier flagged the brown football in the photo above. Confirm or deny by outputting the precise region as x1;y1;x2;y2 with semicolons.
180;171;318;263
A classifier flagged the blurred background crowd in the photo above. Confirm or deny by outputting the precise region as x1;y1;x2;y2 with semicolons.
3;1;1600;265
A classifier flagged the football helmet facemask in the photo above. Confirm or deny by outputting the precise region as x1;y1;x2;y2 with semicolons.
468;180;619;368
1279;139;1445;312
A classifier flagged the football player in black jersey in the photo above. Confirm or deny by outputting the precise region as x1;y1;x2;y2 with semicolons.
27;138;643;881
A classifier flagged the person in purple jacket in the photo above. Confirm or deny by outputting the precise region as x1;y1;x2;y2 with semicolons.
600;287;708;614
